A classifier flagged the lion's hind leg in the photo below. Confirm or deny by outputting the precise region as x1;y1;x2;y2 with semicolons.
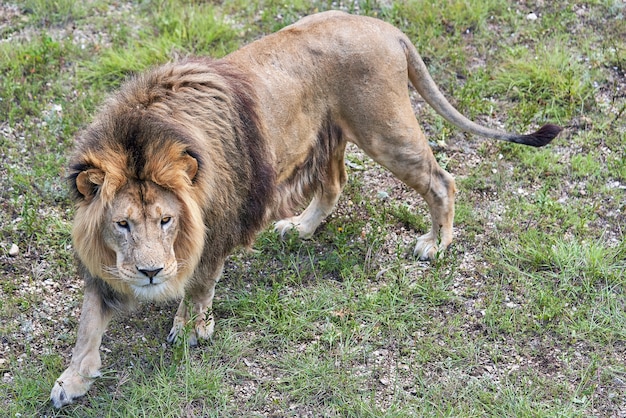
347;109;456;260
373;149;455;260
275;138;348;239
167;262;223;346
412;166;456;260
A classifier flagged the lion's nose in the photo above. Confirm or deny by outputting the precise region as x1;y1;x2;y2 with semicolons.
137;267;163;279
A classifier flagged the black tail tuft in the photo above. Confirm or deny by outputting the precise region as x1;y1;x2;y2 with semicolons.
513;123;562;147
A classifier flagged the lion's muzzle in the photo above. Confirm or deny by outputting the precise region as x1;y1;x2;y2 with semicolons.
137;266;164;281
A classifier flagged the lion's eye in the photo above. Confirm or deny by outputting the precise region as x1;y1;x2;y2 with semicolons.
116;220;130;230
161;216;172;226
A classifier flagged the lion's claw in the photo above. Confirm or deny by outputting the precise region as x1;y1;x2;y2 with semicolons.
274;219;298;238
274;218;316;239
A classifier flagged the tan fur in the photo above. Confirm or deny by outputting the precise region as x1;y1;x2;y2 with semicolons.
52;11;560;408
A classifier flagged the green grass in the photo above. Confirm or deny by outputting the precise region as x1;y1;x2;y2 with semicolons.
19;0;89;25
1;0;625;416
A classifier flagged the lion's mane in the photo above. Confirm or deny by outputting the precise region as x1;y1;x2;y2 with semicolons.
68;59;276;309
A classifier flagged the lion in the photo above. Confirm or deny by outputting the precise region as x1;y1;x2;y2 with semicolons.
51;11;561;407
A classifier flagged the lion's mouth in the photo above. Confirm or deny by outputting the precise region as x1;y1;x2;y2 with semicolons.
131;281;167;300
130;278;184;302
137;278;165;287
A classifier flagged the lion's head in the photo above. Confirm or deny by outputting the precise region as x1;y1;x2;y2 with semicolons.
69;111;206;302
68;60;276;303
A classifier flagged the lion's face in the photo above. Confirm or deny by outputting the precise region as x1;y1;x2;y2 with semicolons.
101;182;183;300
71;138;206;302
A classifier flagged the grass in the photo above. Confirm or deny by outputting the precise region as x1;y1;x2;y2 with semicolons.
0;0;624;416
83;0;239;88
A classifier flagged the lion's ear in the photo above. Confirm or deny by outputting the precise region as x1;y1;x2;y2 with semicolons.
182;153;198;182
76;168;105;200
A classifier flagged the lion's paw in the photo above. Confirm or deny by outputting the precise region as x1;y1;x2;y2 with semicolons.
274;219;300;237
274;218;314;239
167;313;214;346
50;367;98;408
191;312;215;345
413;234;439;261
167;316;185;344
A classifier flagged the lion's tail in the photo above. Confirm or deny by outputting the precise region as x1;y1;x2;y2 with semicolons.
401;39;562;147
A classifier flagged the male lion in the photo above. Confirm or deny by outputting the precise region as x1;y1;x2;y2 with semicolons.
51;11;560;407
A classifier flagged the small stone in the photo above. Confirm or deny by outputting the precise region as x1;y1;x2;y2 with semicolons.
526;12;538;21
9;244;19;257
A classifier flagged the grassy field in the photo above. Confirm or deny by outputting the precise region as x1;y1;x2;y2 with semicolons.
1;0;624;416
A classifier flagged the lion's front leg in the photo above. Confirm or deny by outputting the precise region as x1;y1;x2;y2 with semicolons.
167;261;224;346
50;285;113;408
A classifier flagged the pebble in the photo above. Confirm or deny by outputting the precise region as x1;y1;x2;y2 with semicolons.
526;12;538;21
377;191;390;200
9;244;19;257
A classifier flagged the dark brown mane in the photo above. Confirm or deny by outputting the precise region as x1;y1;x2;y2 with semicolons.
205;59;278;247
